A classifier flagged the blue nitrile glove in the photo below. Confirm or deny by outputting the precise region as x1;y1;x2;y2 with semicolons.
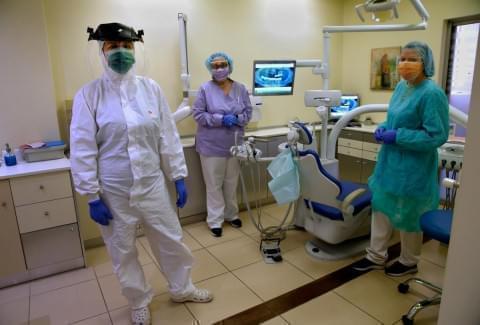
382;129;397;144
175;179;188;208
88;199;113;226
374;127;386;143
222;114;238;128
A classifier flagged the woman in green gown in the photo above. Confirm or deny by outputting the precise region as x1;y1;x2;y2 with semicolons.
353;41;450;276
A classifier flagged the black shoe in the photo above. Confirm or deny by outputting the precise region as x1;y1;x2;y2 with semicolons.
210;227;222;237
352;258;384;271
385;261;418;277
228;219;242;228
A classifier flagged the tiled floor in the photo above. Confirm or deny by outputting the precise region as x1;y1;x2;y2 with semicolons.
0;204;448;324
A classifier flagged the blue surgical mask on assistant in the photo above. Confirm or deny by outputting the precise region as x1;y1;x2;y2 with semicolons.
212;67;229;81
105;48;135;74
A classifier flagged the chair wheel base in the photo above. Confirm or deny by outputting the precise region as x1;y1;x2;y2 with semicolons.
402;315;414;325
398;283;410;294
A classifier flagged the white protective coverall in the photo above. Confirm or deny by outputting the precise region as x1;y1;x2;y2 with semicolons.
70;65;195;309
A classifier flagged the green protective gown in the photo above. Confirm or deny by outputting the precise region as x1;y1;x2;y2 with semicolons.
368;79;450;232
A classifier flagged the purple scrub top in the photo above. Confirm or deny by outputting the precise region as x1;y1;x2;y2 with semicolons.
193;80;252;157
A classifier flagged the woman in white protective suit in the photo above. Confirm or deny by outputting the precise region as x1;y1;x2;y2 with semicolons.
70;23;212;325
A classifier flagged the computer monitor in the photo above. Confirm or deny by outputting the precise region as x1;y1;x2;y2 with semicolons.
329;94;361;121
253;60;296;96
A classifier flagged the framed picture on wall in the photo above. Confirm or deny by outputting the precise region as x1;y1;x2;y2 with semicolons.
370;47;401;90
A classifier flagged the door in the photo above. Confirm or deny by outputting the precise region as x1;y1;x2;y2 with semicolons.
21;223;83;270
0;180;26;278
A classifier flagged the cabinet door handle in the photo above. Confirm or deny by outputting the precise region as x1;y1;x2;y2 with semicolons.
1;202;6;207
39;185;45;190
44;211;50;216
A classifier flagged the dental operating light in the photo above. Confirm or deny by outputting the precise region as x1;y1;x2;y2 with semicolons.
355;0;401;22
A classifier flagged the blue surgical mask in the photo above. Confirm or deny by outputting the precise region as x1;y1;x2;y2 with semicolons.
105;48;135;74
212;67;229;81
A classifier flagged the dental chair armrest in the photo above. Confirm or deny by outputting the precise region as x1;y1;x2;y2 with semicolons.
341;188;366;215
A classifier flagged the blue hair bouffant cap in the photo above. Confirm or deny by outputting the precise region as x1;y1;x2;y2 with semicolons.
205;51;234;73
404;41;435;77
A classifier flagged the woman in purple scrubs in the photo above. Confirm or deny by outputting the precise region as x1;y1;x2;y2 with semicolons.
193;52;252;237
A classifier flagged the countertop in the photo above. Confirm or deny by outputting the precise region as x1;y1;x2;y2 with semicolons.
0;125;379;176
180;123;377;147
0;157;70;180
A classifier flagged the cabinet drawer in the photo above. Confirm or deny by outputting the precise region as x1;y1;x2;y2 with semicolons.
21;223;83;269
362;142;381;153
10;171;72;206
362;150;378;161
339;130;363;141
338;138;363;149
363;132;377;143
337;146;362;158
16;197;77;233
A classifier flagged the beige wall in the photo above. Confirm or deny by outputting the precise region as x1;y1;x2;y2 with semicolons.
0;0;59;148
341;0;480;122
42;0;345;136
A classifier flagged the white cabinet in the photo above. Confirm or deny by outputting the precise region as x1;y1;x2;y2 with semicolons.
179;147;207;219
337;130;379;183
0;169;85;288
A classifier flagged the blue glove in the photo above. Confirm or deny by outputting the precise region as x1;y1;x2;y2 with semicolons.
222;114;238;128
88;199;113;226
374;127;386;143
382;129;397;144
175;179;188;208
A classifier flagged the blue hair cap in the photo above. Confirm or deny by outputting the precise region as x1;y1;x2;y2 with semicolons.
404;41;435;77
205;52;234;73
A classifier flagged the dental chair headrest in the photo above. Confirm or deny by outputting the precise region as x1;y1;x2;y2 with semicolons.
293;122;313;145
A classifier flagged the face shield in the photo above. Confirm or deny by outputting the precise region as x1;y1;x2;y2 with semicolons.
85;23;148;78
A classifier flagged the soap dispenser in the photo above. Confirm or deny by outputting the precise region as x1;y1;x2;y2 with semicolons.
4;143;17;166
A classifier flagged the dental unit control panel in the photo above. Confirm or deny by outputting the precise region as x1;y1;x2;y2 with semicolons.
438;142;464;170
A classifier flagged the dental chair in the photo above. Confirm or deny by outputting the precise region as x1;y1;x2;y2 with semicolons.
397;209;452;325
286;122;372;259
296;150;372;247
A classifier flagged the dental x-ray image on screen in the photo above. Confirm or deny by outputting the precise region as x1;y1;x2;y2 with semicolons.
253;60;296;96
330;94;361;119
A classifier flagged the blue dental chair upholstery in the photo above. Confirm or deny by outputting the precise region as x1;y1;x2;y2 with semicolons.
296;149;372;245
398;209;453;324
300;150;372;221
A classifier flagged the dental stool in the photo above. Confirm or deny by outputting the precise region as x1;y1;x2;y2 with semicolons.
296;149;372;260
397;209;452;325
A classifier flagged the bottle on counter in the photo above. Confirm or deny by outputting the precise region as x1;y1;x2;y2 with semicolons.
4;143;17;166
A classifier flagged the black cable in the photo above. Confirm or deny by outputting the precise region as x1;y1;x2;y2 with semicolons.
444;167;451;210
448;161;457;209
439;159;447;209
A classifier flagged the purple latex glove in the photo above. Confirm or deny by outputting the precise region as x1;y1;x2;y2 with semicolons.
382;130;397;144
88;199;113;226
374;127;386;143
